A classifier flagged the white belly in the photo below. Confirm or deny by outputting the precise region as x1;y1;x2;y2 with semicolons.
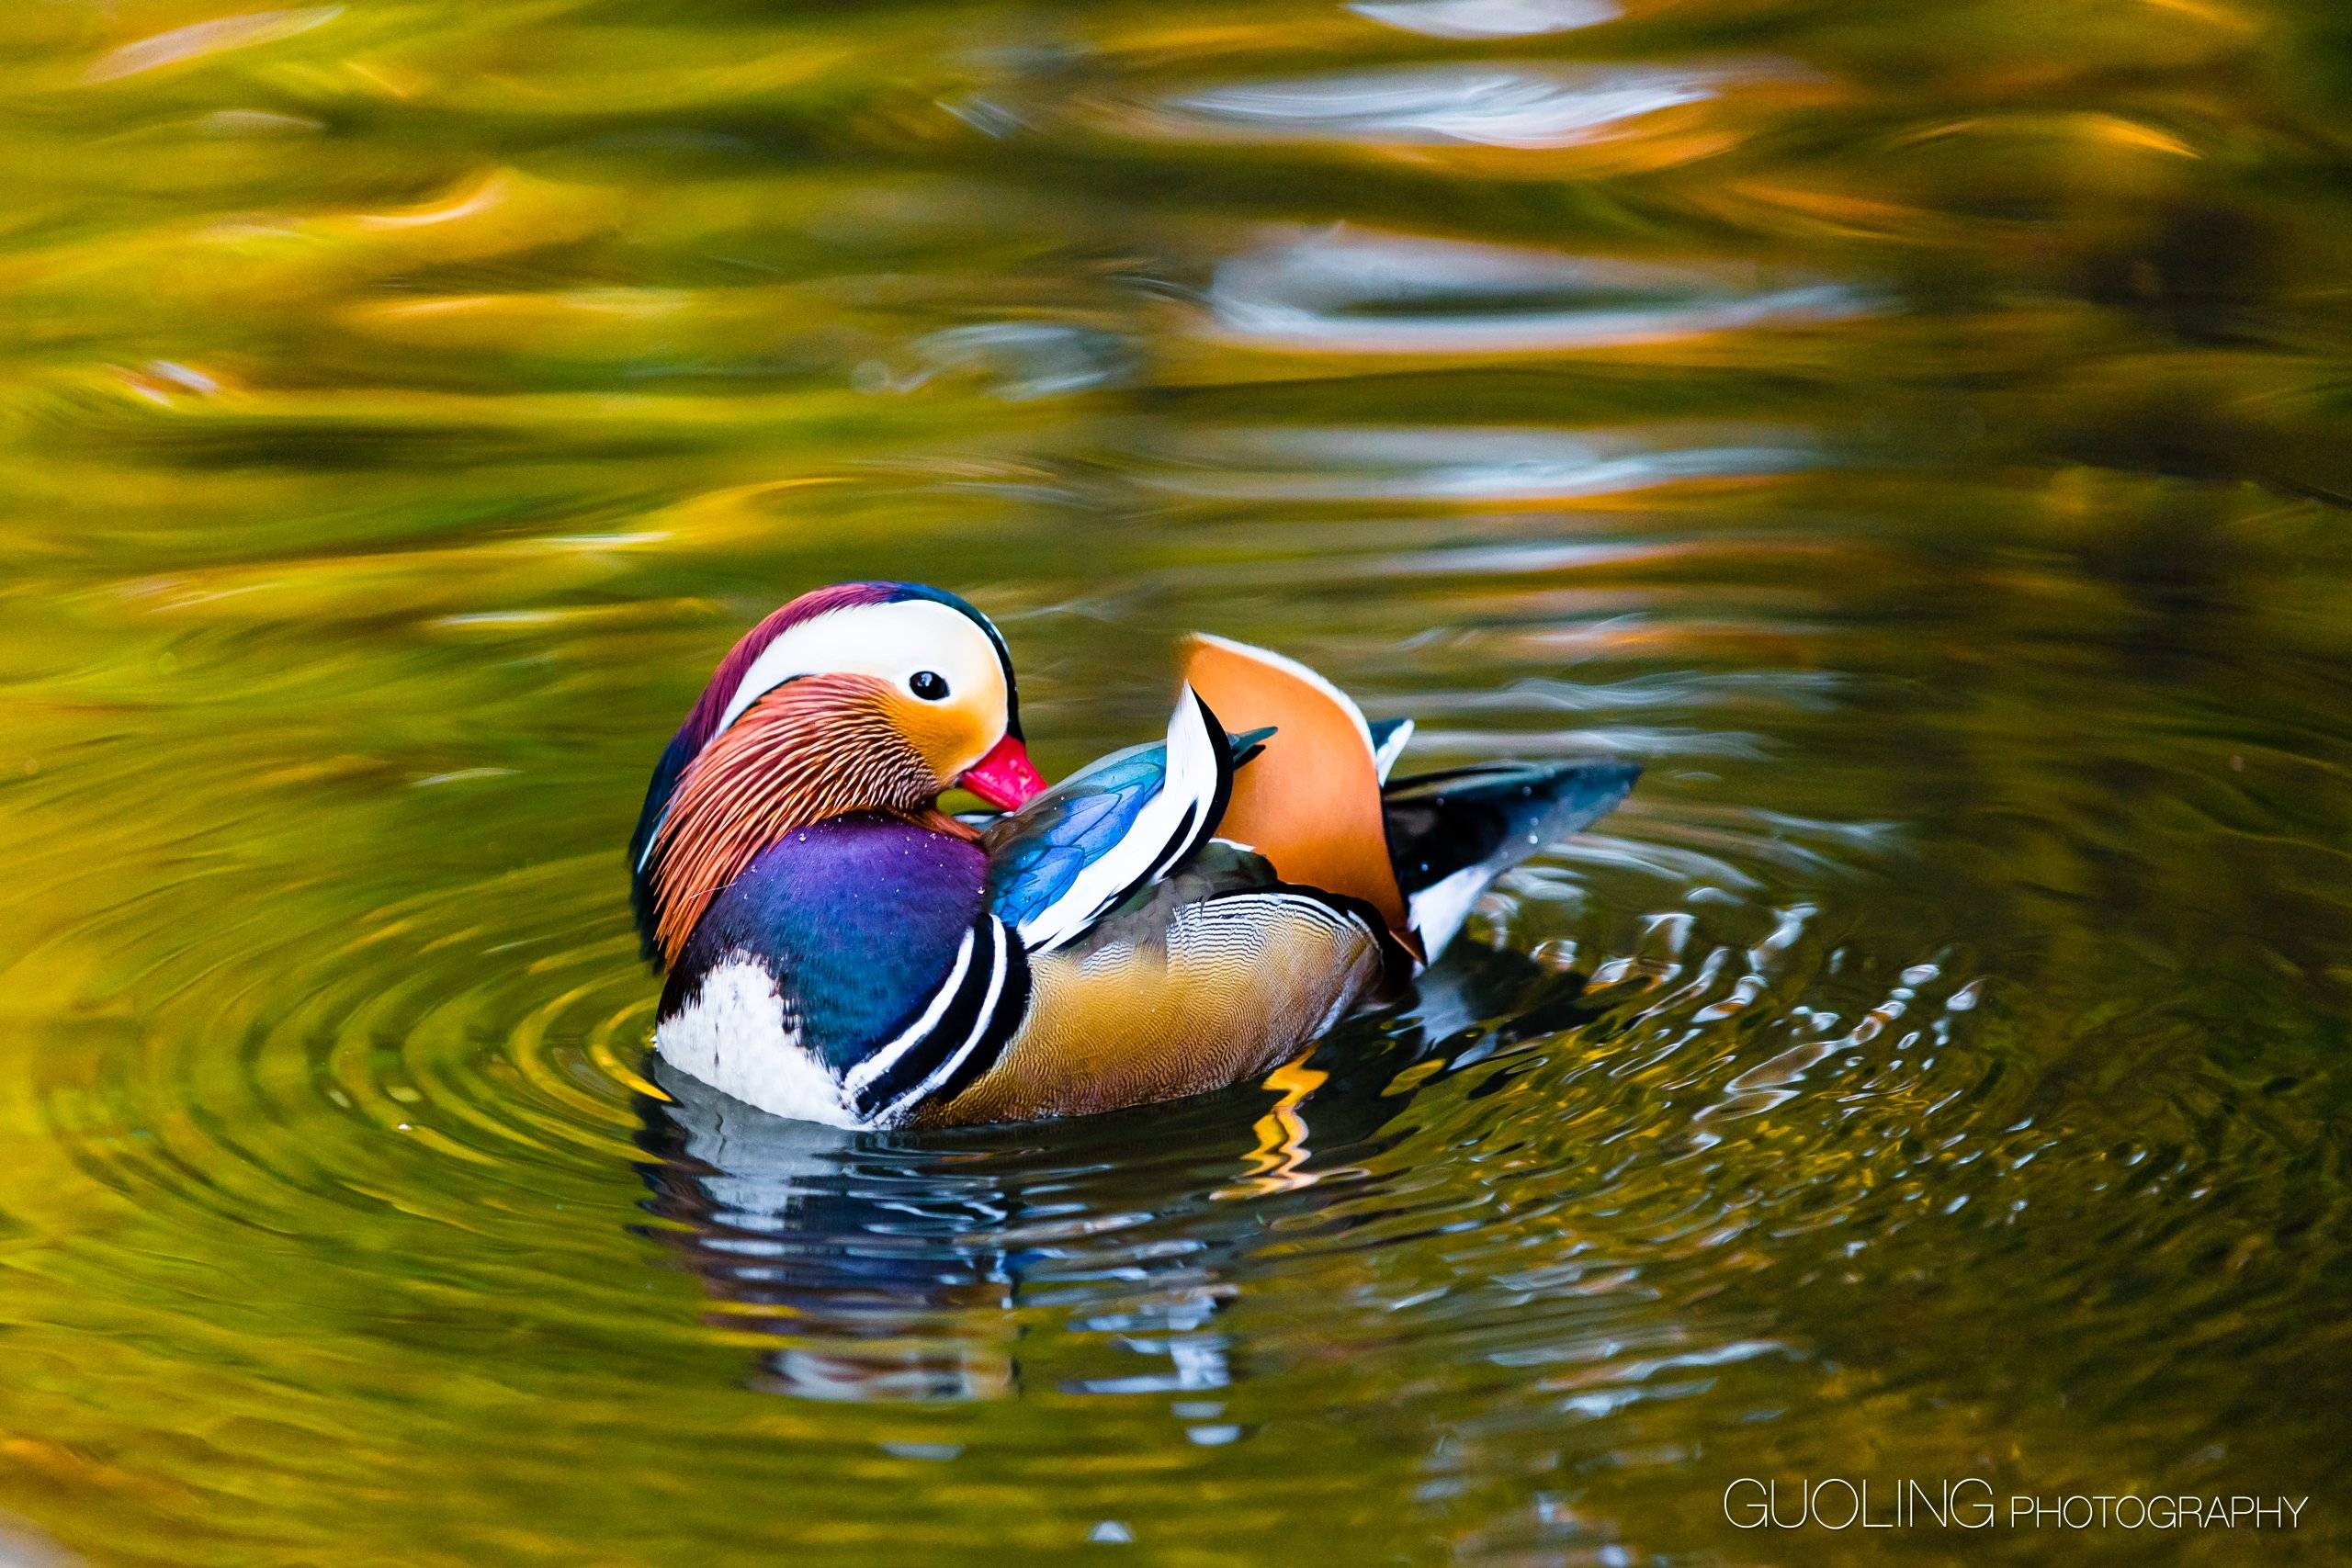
654;956;862;1128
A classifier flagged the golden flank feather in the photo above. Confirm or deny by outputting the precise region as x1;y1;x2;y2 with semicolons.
1178;635;1410;937
917;895;1386;1126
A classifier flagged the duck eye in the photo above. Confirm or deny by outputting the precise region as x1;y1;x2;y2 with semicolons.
910;671;950;701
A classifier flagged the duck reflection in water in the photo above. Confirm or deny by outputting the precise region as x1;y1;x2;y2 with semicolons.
637;1060;1035;1402
634;944;1618;1403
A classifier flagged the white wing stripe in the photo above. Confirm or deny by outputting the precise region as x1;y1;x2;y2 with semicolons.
1014;686;1225;953
878;919;1012;1122
843;925;976;1095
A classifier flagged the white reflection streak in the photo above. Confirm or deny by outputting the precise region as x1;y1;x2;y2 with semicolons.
1351;0;1621;38
1209;231;1868;353
83;6;341;84
1144;425;1816;502
1164;65;1724;149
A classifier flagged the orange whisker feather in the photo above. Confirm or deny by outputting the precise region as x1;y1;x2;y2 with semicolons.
646;676;938;960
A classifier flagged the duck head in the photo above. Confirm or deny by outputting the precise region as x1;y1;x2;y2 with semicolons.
630;581;1046;963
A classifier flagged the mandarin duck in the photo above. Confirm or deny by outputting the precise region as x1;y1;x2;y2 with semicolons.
630;581;1637;1129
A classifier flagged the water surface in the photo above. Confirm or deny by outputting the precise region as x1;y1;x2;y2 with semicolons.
3;0;2350;1562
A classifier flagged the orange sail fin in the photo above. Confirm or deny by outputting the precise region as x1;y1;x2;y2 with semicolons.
1179;635;1409;938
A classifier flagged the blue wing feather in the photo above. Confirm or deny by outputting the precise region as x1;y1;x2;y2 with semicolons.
982;725;1273;933
983;742;1166;929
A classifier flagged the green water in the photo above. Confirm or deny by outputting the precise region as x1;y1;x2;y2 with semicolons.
4;0;2351;1562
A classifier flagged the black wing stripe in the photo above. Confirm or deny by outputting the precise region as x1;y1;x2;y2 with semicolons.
850;918;995;1119
1137;800;1204;894
852;918;1033;1125
920;935;1030;1115
1118;689;1233;905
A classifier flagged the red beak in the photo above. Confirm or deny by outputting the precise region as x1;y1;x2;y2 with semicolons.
958;734;1046;811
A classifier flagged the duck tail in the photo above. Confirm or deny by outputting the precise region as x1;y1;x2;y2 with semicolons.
1381;760;1641;964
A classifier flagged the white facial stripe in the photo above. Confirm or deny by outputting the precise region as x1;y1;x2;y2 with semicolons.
714;599;1007;741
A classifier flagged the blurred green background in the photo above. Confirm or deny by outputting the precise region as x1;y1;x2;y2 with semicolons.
1;0;2349;1562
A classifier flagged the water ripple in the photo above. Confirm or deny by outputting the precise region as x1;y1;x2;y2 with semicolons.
1155;62;1803;152
1350;0;1623;39
1139;423;1819;502
1;0;2348;1559
1207;229;1870;355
